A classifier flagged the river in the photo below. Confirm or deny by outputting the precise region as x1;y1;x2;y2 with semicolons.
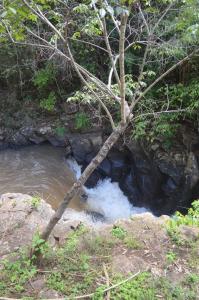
0;144;147;223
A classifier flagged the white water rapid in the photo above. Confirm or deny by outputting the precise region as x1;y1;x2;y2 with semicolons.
0;144;148;226
66;158;147;223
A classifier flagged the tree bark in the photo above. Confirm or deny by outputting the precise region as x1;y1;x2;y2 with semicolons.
40;122;128;241
119;14;128;124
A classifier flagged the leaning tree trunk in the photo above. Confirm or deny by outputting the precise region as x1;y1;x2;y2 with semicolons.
41;121;128;241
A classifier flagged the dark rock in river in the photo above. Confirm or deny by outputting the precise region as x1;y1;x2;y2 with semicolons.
67;132;103;164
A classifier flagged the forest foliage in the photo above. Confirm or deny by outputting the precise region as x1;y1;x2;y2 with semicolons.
0;0;199;141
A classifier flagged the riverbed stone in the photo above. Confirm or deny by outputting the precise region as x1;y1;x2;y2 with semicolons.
120;171;141;205
10;132;31;147
0;193;84;257
98;158;112;177
67;132;103;163
84;169;102;187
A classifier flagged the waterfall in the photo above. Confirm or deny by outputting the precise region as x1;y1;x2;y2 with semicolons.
66;157;147;223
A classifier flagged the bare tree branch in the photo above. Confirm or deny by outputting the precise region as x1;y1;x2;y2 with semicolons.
101;17;121;87
68;37;108;53
65;33;115;129
132;108;188;122
108;54;119;88
119;13;129;123
138;4;150;36
152;1;175;33
129;49;199;113
21;1;121;101
104;0;120;34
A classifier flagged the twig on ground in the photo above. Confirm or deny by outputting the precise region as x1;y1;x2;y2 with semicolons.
75;270;141;299
0;270;141;300
103;263;110;300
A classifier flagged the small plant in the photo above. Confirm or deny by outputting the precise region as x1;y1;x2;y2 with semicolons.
47;272;66;293
33;64;56;89
124;236;142;249
0;252;37;294
166;221;183;245
172;200;199;227
12;200;17;207
111;225;127;240
40;91;57;111
186;273;199;284
83;234;115;261
47;225;96;296
103;272;155;300
55;126;66;137
166;251;177;264
79;253;90;271
63;223;88;254
166;200;199;245
31;195;41;209
75;112;90;130
31;232;49;259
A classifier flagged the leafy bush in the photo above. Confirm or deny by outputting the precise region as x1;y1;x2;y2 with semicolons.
75;112;90;130
169;200;199;228
111;225;127;240
132;79;199;145
167;200;199;245
33;64;57;89
33;64;58;112
30;195;41;209
31;232;49;259
166;251;177;264
40;91;57;111
0;253;37;293
133;114;180;148
93;272;155;300
55;126;66;137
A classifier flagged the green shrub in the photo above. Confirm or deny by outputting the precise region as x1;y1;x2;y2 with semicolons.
166;251;177;263
55;126;66;137
31;232;49;259
111;225;127;240
0;252;37;293
30;195;41;209
75;112;90;130
166;200;199;244
132;79;199;146
93;272;155;300
169;200;199;228
33;64;56;89
40;91;56;111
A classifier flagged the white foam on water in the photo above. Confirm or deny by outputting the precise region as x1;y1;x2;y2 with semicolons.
66;157;82;180
66;158;148;223
85;179;147;222
62;208;104;227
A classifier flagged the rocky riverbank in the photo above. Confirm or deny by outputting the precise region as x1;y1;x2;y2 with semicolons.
0;108;199;215
0;87;199;215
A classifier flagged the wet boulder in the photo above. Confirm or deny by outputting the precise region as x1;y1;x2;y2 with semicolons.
108;151;130;182
10;131;31;147
120;171;141;206
67;132;103;164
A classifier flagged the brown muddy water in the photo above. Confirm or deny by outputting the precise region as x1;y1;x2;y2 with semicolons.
0;144;85;210
0;144;147;222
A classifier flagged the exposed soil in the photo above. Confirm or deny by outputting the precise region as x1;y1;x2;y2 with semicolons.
0;194;198;299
